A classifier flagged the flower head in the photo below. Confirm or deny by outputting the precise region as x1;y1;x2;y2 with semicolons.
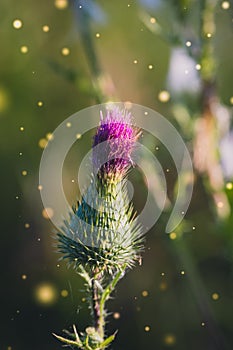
93;108;140;182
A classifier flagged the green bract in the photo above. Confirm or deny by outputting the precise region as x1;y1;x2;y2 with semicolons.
57;179;143;273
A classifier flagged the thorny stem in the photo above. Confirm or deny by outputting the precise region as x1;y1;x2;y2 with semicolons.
91;267;126;344
91;273;105;340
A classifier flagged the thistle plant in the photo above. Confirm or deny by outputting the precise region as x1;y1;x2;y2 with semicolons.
54;107;143;349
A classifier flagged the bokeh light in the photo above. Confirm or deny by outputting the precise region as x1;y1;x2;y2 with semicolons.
158;90;170;102
20;46;28;54
212;292;220;301
113;312;120;319
42;25;50;33
42;207;54;219
34;283;58;305
221;1;230;10
164;334;176;346
38;138;48;149
61;47;70;56
61;289;69;297
13;19;23;29
54;0;68;10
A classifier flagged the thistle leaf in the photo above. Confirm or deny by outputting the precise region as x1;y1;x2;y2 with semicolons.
52;333;82;348
99;332;117;348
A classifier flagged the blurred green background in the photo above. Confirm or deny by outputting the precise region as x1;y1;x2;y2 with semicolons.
1;0;233;349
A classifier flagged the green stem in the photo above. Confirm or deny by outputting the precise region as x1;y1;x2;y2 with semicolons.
91;267;125;346
91;275;105;339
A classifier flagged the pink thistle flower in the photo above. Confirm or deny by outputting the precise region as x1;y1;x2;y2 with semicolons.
92;108;141;181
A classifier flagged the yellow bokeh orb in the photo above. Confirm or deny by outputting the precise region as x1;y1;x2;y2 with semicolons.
158;90;170;103
169;232;177;240
226;182;233;190
38;138;48;149
61;47;70;56
13;19;23;29
42;207;54;219
20;46;28;54
222;1;230;10
54;0;68;10
35;283;58;305
164;333;176;346
142;290;149;297
212;292;219;301
61;289;69;297
42;25;50;32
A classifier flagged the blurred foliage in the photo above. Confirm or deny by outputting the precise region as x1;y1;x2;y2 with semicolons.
0;0;233;350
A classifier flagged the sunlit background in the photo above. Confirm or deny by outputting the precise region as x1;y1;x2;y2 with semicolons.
1;0;233;349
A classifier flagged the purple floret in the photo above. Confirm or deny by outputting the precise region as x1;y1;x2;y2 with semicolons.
92;108;140;180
